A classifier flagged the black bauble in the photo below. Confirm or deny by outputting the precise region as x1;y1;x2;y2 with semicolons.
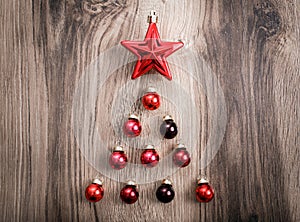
160;119;178;139
156;184;175;203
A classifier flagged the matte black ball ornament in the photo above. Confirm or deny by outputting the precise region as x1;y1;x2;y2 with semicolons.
156;179;175;203
160;115;178;139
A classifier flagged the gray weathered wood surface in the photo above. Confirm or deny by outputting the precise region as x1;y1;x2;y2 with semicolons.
0;0;299;221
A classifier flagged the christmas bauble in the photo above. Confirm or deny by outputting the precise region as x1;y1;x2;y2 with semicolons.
140;147;159;168
85;179;104;203
123;115;141;137
120;183;139;204
142;92;161;110
156;181;175;203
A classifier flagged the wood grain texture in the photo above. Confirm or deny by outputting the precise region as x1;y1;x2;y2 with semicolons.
0;0;299;221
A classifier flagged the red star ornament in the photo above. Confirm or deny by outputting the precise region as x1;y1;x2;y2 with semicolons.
121;15;184;80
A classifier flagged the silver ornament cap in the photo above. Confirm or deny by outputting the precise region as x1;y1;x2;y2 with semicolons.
92;178;103;186
148;10;158;23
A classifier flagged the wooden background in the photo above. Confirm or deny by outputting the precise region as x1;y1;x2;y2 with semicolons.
0;0;299;221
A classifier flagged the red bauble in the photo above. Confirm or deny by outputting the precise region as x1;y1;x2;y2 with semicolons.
109;147;128;170
141;146;159;168
142;92;161;110
121;11;184;80
120;183;139;204
173;145;191;167
123;115;141;137
85;179;104;203
196;181;214;203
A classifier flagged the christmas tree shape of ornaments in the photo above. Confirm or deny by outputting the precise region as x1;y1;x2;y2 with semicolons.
119;10;188;170
85;10;214;204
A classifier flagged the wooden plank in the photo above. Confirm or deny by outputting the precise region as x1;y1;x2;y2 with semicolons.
0;0;299;221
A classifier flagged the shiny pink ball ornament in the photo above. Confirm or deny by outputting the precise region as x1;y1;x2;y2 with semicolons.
140;145;159;168
109;146;128;170
173;144;191;167
123;114;142;137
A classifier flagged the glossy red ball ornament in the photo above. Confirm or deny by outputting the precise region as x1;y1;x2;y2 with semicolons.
140;145;159;168
85;179;104;203
173;144;191;167
120;181;139;204
196;178;214;203
109;146;128;170
123;114;141;137
142;88;161;110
